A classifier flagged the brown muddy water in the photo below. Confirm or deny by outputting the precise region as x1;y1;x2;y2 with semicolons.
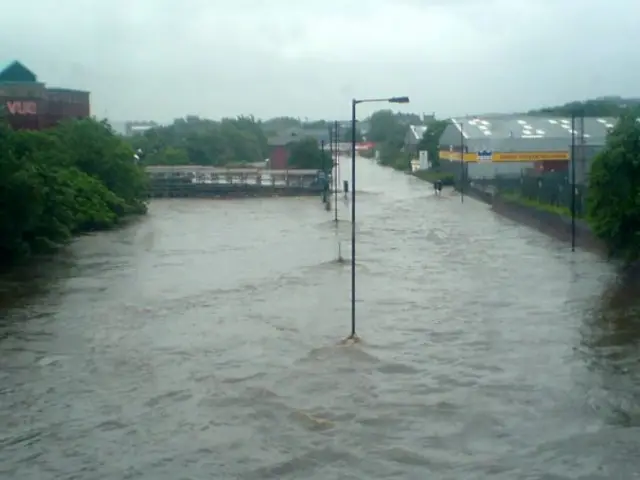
1;158;639;479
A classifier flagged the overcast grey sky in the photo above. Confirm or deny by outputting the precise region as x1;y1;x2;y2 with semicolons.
2;0;639;122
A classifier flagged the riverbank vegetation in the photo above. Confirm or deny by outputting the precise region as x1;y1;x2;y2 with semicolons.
0;118;148;266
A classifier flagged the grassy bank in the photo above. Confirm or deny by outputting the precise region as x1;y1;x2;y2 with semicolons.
412;170;455;185
499;192;579;218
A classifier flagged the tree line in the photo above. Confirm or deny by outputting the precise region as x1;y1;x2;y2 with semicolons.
0;118;148;266
129;116;269;167
128;115;336;171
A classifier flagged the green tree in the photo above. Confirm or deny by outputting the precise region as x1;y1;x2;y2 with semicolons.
368;110;406;148
587;112;640;263
145;146;190;165
287;137;333;171
417;119;449;169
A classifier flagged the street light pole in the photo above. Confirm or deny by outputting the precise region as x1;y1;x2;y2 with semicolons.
350;100;357;338
349;95;409;340
570;111;576;252
334;120;339;222
460;122;465;203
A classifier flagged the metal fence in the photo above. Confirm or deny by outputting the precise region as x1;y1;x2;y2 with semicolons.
472;172;587;216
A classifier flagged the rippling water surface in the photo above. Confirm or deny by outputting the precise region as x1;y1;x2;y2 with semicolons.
2;158;640;479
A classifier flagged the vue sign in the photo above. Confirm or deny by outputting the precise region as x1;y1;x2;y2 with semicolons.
6;101;37;115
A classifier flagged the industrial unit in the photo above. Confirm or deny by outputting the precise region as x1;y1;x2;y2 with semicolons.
437;114;615;182
0;60;90;130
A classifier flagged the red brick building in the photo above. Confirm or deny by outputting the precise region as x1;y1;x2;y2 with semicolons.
0;60;90;130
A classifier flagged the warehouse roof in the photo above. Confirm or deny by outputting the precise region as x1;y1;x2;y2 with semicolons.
450;114;616;142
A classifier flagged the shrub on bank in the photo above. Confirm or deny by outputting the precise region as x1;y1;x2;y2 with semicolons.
0;119;148;265
376;144;412;172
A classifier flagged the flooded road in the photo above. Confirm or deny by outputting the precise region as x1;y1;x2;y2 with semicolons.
1;158;639;479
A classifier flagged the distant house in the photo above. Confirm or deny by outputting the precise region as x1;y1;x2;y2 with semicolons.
267;128;332;169
404;125;428;154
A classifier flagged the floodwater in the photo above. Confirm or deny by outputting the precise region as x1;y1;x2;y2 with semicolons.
1;158;639;479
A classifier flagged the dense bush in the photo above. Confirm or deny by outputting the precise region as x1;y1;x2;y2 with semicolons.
0;118;148;265
587;112;640;263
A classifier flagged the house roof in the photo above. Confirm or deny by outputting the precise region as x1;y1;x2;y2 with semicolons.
0;60;37;83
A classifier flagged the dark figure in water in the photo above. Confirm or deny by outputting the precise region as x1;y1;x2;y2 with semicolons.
434;179;443;196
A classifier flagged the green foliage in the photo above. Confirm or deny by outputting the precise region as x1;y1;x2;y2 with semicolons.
130;115;268;167
377;142;410;170
368;110;408;148
368;111;412;170
501;192;572;217
287;137;333;170
587;112;640;263
0;119;148;265
417;119;449;169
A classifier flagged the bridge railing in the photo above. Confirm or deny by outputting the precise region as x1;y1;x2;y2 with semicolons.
145;165;329;189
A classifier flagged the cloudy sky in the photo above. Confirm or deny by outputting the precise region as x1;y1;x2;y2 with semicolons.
2;0;639;122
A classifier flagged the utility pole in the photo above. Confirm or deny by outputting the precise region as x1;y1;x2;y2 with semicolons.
334;120;339;222
321;140;327;204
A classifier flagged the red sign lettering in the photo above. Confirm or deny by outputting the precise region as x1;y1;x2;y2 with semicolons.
6;101;37;115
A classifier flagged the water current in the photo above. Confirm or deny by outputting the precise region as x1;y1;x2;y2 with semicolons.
1;157;639;479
